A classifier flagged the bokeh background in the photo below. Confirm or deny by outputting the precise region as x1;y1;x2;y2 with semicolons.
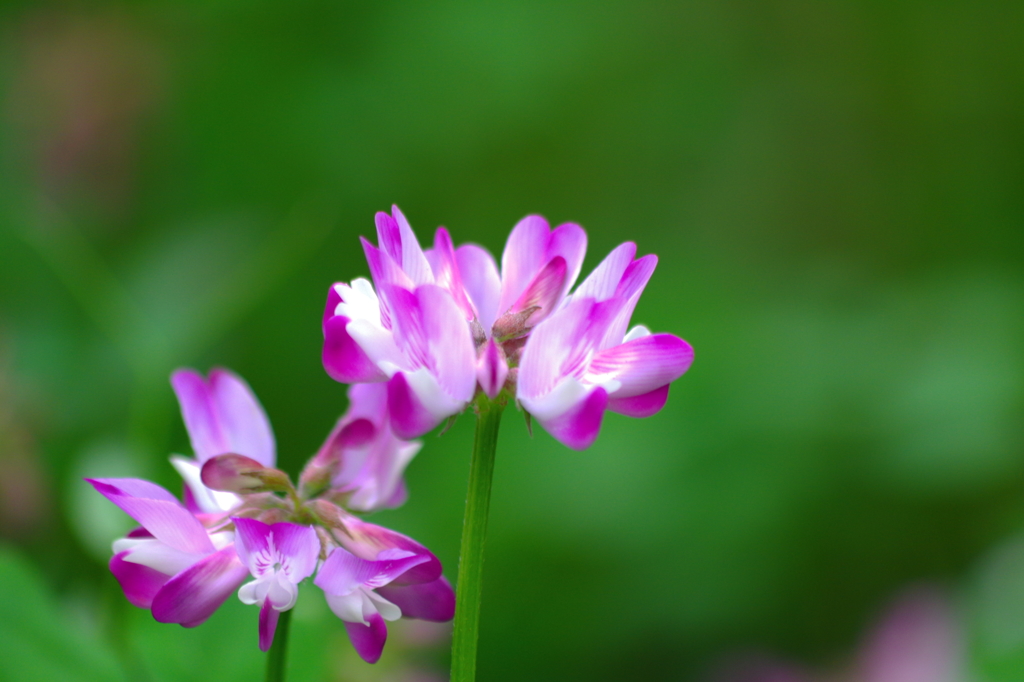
1;2;1023;681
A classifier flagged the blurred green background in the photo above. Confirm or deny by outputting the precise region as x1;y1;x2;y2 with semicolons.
1;1;1023;680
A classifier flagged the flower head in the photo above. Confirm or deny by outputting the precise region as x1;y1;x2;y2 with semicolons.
325;207;693;448
89;366;452;661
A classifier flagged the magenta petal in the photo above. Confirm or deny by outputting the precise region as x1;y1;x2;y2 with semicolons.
417;285;476;401
170;368;276;467
323;315;388;384
590;333;694;397
345;613;388;664
323;284;342;330
376;576;455;622
539;386;608;451
110;551;171;609
607;384;671;417
572;242;637;302
315;547;429;595
258;599;280;652
233;518;319;581
430;227;475;319
387;372;441;439
86;479;213;554
499;215;552;314
151;545;249;625
547;222;587;295
388;206;434;286
476;339;508;399
335;517;442;585
509;256;567;322
455;244;501;332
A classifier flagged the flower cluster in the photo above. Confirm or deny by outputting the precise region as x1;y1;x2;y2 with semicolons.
89;369;452;663
323;207;694;449
90;206;693;667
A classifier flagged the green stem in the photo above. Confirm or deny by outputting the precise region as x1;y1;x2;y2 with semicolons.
266;609;293;682
450;395;505;682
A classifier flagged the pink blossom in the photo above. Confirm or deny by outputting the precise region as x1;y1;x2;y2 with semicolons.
517;242;694;449
315;515;455;664
301;382;421;512
233;518;319;651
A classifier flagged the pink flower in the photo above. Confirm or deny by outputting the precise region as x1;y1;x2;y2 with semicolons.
86;478;249;627
301;382;421;512
232;518;320;651
322;207;588;435
169;368;276;514
315;515;455;664
517;242;694;449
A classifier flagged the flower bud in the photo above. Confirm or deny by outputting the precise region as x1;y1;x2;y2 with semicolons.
298;418;376;497
201;454;292;494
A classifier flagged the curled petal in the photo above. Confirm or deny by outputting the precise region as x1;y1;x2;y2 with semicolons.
110;551;171;609
344;613;388;664
377;206;433;286
151;545;249;626
171;457;240;514
201;454;292;494
376;576;456;622
509;256;567;317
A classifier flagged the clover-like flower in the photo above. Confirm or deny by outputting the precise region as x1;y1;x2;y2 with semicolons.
233;518;319;651
517;242;694;449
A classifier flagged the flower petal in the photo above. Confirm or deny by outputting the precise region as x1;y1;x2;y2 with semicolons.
334;517;442;585
170;369;276;467
344;613;388;664
323;315;389;384
516;298;597;401
547;222;587;297
150;545;249;626
534;386;608;451
385;206;433;286
476;339;509;400
571;242;637;302
258;598;280;652
498;215;552;315
376;576;455;622
429;227;475;319
87;478;213;555
110;551;171;609
606;384;671;418
508;256;567;323
315;547;430;596
455;244;501;332
386;371;445;439
588;333;694;397
232;519;319;582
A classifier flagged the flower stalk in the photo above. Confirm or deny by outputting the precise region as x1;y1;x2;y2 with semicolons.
450;393;505;682
265;608;292;682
